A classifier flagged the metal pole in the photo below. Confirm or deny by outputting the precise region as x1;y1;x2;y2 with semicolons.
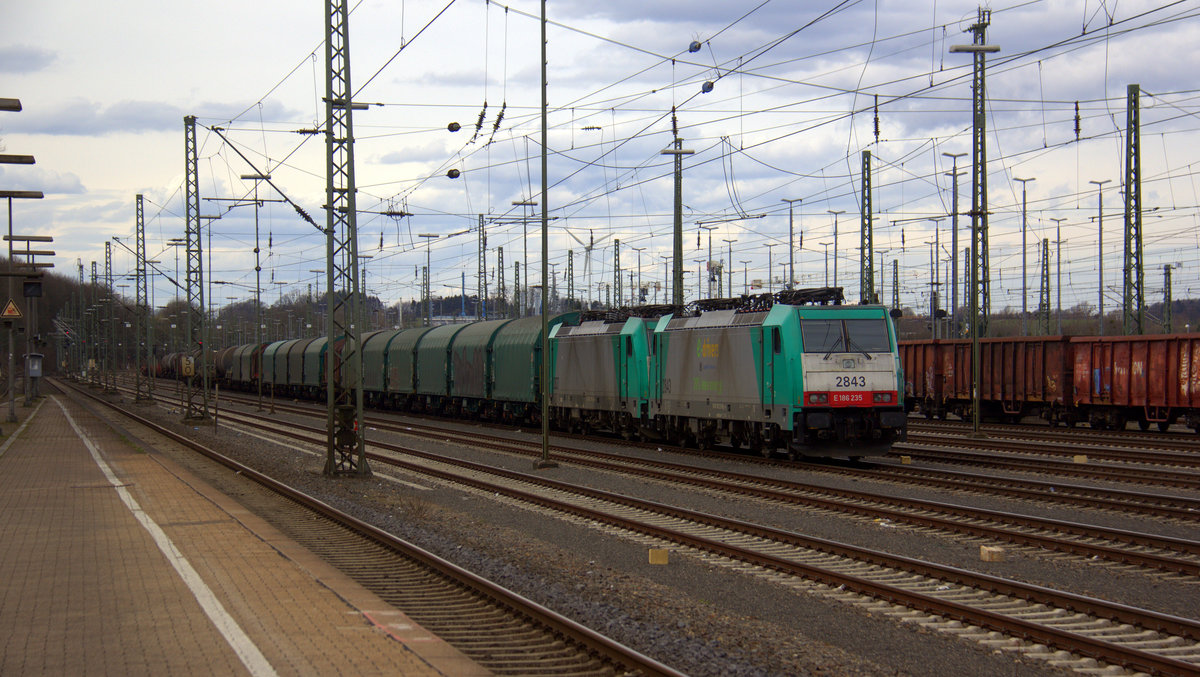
765;244;777;293
1014;177;1034;336
1051;217;1067;334
662;115;693;307
827;210;844;289
241;173;271;410
782;198;800;290
950;9;999;436
943;153;966;335
6;197;14;422
722;239;736;296
536;0;555;470
1090;179;1110;335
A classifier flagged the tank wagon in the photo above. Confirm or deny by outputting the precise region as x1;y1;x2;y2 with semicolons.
217;288;906;457
899;333;1200;432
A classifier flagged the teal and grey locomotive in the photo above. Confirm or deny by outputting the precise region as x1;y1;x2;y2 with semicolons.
209;288;906;459
550;288;906;458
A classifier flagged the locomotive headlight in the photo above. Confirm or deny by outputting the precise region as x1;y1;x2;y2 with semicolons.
873;392;893;403
808;393;828;404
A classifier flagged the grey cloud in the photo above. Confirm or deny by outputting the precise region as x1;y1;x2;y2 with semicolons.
0;45;57;74
0;166;85;194
3;98;302;136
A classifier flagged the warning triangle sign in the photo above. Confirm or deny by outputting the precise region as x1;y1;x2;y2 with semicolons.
2;300;22;318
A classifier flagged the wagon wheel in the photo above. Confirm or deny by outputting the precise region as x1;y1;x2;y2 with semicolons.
1138;419;1151;431
1157;421;1171;432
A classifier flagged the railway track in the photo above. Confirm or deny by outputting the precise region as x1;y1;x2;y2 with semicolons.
131;377;1200;522
191;395;1200;578
138;385;1200;675
904;427;1200;471
54;379;682;677
892;443;1200;490
912;419;1200;451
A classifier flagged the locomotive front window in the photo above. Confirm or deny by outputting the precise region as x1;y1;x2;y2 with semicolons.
844;319;891;353
801;320;842;353
801;318;890;354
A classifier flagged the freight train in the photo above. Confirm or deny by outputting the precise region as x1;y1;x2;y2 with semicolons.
158;288;908;458
899;334;1200;432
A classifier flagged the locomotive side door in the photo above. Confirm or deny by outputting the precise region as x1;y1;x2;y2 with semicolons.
760;325;776;410
617;334;631;407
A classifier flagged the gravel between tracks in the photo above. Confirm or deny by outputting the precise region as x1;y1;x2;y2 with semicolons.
127;393;1180;676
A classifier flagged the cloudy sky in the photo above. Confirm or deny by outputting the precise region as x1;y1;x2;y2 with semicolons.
4;0;1200;321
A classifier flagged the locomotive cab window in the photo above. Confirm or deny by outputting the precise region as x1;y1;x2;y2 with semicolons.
801;320;842;353
844;319;890;353
801;318;890;354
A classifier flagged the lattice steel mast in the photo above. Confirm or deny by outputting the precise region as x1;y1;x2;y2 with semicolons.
1038;238;1051;335
1162;265;1172;332
183;115;208;420
950;6;998;436
135;194;152;401
497;246;505;314
323;0;369;476
613;239;621;307
478;214;486;319
1123;83;1144;335
860;150;874;304
89;261;98;387
104;240;115;393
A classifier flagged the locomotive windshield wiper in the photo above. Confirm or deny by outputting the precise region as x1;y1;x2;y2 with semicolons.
823;335;844;360
846;336;873;360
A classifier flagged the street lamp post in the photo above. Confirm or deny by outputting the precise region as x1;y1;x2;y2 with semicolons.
241;172;271;408
1051;217;1067;334
827;210;845;289
5;233;54;404
1014;177;1034;336
308;269;324;335
722;238;737;296
1090;179;1111;335
661;129;694;307
630;247;645;304
4;192;43;421
145;260;160;398
418;233;439;326
943;152;967;335
781;198;801;290
512;200;537;317
700;225;717;298
764;243;778;293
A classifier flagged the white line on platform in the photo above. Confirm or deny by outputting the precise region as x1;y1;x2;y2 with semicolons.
53;396;278;677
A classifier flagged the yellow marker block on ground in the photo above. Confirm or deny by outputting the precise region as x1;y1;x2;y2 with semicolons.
980;545;1006;562
648;549;669;565
900;455;911;465
1072;454;1088;464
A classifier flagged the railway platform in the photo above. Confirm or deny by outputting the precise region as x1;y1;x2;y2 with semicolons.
0;394;488;676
